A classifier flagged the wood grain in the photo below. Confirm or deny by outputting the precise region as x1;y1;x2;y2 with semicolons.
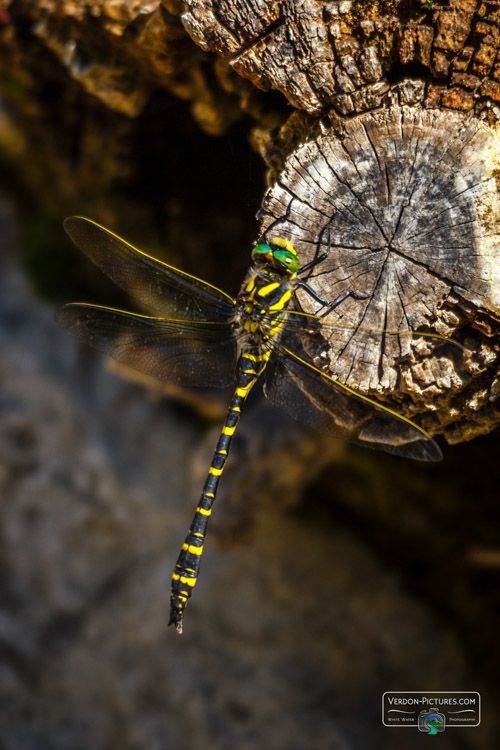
259;103;500;441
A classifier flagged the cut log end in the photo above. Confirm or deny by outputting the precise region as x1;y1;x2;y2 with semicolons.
259;104;500;445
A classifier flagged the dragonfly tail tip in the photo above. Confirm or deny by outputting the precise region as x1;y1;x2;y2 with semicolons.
168;613;184;634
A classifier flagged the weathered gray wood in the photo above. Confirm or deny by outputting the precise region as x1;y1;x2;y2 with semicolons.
259;103;500;441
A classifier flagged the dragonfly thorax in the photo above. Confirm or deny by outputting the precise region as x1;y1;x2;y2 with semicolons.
233;266;295;345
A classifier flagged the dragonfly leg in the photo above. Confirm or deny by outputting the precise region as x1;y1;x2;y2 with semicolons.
297;216;372;313
297;217;334;276
257;197;295;244
296;281;371;315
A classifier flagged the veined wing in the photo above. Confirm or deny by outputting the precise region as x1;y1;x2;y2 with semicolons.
64;217;236;321
56;303;238;388
263;341;442;461
274;310;463;351
267;309;463;397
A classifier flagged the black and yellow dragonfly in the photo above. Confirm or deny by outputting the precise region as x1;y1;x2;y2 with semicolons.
57;216;450;632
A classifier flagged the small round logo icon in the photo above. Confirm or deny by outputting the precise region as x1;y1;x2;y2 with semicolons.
418;709;445;734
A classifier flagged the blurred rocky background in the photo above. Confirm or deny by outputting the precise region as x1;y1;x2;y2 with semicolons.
0;1;499;748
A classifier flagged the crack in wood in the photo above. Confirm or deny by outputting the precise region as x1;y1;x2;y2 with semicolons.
317;141;390;241
229;15;285;62
259;105;499;432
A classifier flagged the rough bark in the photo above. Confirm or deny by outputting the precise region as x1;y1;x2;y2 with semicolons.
182;0;500;118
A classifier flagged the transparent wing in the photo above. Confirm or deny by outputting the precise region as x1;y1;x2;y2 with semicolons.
275;310;463;352
266;309;463;401
56;303;238;388
64;217;236;321
263;342;442;461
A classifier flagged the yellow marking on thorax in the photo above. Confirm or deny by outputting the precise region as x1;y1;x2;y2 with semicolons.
258;281;280;297
269;289;292;311
245;277;256;293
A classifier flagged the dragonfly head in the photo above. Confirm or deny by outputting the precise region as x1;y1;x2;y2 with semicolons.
252;237;300;276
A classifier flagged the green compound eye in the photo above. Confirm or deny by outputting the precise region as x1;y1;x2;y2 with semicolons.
273;249;300;272
252;243;272;257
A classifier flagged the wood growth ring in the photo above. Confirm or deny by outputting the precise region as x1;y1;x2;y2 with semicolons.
259;104;500;441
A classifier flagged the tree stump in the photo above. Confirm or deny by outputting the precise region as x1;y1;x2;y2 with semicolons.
258;97;500;443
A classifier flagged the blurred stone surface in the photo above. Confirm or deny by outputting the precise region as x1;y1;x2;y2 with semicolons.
0;202;497;748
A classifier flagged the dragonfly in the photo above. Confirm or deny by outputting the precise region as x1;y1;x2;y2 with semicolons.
57;215;452;633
